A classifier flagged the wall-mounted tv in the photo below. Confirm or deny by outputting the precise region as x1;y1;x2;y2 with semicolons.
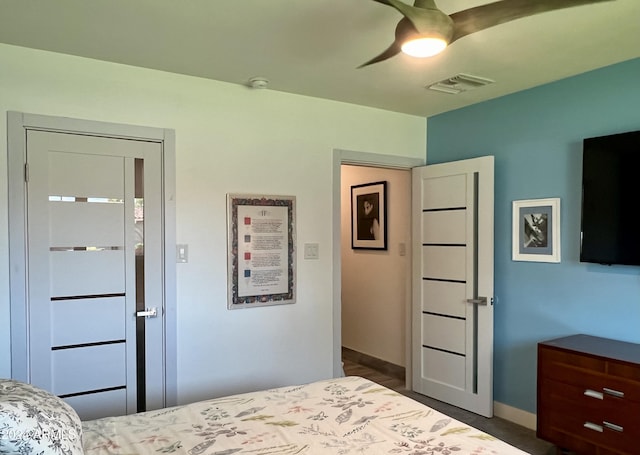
580;130;640;265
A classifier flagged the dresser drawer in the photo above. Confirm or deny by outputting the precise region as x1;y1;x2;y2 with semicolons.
537;335;640;455
540;349;640;403
539;377;640;434
545;408;636;455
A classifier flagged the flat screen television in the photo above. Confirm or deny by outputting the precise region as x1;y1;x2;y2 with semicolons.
580;130;640;265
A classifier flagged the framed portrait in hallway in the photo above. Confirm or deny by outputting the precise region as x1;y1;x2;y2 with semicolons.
351;181;387;250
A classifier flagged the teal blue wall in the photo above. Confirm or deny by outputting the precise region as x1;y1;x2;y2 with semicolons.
427;58;640;413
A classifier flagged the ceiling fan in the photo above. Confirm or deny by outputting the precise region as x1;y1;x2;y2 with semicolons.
359;0;613;67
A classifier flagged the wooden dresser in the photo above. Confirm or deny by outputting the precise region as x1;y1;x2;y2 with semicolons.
537;334;640;455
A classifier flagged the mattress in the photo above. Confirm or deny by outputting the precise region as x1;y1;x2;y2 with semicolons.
81;376;529;454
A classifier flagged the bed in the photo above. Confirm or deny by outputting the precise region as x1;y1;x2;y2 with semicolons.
1;376;529;455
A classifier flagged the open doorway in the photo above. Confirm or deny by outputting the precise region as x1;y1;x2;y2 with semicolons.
340;164;410;383
331;149;425;387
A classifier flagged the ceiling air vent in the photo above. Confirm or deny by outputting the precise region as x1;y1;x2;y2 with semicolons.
427;73;495;94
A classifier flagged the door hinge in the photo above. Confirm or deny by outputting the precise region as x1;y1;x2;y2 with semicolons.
24;163;29;183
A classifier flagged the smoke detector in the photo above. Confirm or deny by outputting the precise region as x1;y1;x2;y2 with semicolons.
248;77;269;89
427;73;494;94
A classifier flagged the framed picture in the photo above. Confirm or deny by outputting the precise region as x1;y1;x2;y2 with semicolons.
351;181;387;250
226;193;296;309
512;198;560;263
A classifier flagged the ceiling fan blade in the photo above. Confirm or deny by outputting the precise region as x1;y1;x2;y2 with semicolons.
359;1;452;68
358;41;402;68
358;17;419;68
370;0;428;31
450;0;615;43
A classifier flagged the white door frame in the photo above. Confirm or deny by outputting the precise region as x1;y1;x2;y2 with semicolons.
331;149;425;385
7;111;177;407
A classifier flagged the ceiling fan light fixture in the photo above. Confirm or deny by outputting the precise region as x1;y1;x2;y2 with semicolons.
401;36;447;58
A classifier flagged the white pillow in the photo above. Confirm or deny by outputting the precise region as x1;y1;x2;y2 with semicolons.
0;379;84;455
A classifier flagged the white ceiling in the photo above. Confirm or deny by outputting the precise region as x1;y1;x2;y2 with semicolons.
1;0;639;117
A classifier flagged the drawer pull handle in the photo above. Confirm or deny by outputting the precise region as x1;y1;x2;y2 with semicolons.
603;387;624;398
603;421;623;433
584;422;603;433
584;389;604;400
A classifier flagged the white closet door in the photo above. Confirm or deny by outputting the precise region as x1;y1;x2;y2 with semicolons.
26;130;165;419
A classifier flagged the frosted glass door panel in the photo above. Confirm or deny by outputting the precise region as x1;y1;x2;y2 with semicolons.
421;349;465;390
420;175;466;209
52;343;126;396
422;245;466;281
64;389;127;421
50;250;124;296
49;151;124;198
421;314;466;354
422;281;466;318
421;210;466;244
51;297;125;347
50;202;124;247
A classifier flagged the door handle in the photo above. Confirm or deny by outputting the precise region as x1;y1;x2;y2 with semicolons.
136;307;158;318
466;297;489;305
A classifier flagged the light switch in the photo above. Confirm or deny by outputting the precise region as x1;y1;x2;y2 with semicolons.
176;244;188;263
304;243;319;260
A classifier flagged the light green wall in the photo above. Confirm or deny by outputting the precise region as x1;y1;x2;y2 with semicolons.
0;43;426;403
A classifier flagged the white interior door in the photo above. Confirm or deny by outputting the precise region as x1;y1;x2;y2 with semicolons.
411;156;494;417
25;130;165;420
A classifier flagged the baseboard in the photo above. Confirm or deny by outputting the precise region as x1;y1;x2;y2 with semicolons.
493;400;537;431
342;346;405;380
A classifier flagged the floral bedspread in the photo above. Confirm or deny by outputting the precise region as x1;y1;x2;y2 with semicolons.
82;376;529;455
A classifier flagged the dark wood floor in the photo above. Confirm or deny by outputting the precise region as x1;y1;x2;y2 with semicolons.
342;353;556;455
